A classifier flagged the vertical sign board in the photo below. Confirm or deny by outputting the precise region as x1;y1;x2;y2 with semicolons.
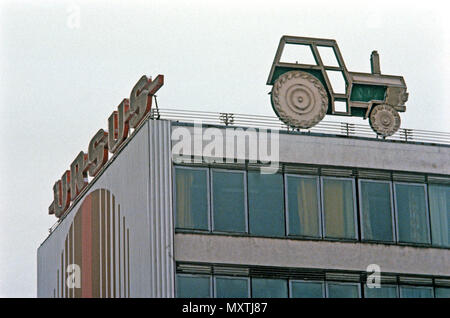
49;75;164;219
38;78;174;297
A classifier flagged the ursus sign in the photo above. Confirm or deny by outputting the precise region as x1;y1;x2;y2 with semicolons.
49;74;164;218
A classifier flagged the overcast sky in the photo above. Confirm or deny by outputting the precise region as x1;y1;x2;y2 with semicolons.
0;0;449;297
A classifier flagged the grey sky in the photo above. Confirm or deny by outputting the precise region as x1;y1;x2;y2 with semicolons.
0;0;449;297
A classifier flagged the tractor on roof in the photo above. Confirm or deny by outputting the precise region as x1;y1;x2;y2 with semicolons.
267;36;409;136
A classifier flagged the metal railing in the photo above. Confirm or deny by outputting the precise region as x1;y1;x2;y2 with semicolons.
151;108;450;145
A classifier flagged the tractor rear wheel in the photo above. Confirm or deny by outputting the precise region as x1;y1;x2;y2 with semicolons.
271;71;328;129
369;104;401;137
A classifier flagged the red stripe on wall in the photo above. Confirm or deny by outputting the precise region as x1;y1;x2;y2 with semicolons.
81;194;93;298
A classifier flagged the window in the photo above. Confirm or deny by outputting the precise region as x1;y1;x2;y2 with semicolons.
317;46;340;67
364;285;398;298
286;175;321;237
252;278;288;298
215;277;249;298
435;287;450;298
359;180;394;242
176;275;211;298
334;100;347;112
428;184;450;247
394;183;430;244
400;286;434;298
212;170;246;233
175;167;209;230
326;70;346;94
322;177;357;239
248;172;285;237
290;281;324;298
326;282;360;298
280;43;316;65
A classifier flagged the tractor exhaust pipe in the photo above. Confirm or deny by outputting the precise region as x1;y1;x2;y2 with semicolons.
371;50;381;75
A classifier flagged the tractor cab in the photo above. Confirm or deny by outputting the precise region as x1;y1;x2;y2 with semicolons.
267;36;408;136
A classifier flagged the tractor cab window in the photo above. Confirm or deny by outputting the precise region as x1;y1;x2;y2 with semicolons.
280;44;317;65
326;70;347;94
317;46;340;67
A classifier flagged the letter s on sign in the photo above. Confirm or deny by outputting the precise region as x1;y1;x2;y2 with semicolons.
129;74;164;129
49;170;71;218
88;129;109;177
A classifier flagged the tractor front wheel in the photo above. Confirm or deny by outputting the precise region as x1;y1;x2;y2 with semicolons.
369;104;401;137
271;71;328;129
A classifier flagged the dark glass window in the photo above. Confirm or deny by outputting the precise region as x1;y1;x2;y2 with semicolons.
364;285;398;298
435;287;450;298
322;178;357;239
176;275;211;298
359;180;394;242
212;170;246;232
286;176;321;237
248;172;285;236
252;278;288;298
327;283;360;298
175;167;209;230
290;281;324;298
400;286;433;298
215;277;249;298
394;183;430;244
428;184;450;247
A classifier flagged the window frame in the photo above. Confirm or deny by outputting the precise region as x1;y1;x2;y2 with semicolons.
427;183;450;248
393;182;431;245
285;174;322;238
320;176;359;241
289;279;325;298
210;168;249;234
435;287;450;298
280;43;318;65
247;171;286;237
317;45;341;68
176;273;213;298
358;179;396;243
213;276;251;298
325;281;361;298
399;285;434;298
250;277;289;298
363;283;399;298
173;165;211;231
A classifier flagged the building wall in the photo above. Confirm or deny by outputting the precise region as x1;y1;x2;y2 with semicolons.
172;125;449;175
39;120;449;297
37;119;174;298
174;233;450;277
171;124;449;285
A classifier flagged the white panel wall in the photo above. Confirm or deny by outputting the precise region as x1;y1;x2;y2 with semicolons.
37;119;174;297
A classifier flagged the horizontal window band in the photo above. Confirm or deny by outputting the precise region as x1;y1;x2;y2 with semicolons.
283;165;319;175
428;176;450;185
320;168;355;177
326;272;361;282
392;173;426;183
175;262;450;285
434;279;450;287
213;267;250;277
379;275;398;284
173;163;449;181
357;169;391;180
399;276;433;286
177;264;212;275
